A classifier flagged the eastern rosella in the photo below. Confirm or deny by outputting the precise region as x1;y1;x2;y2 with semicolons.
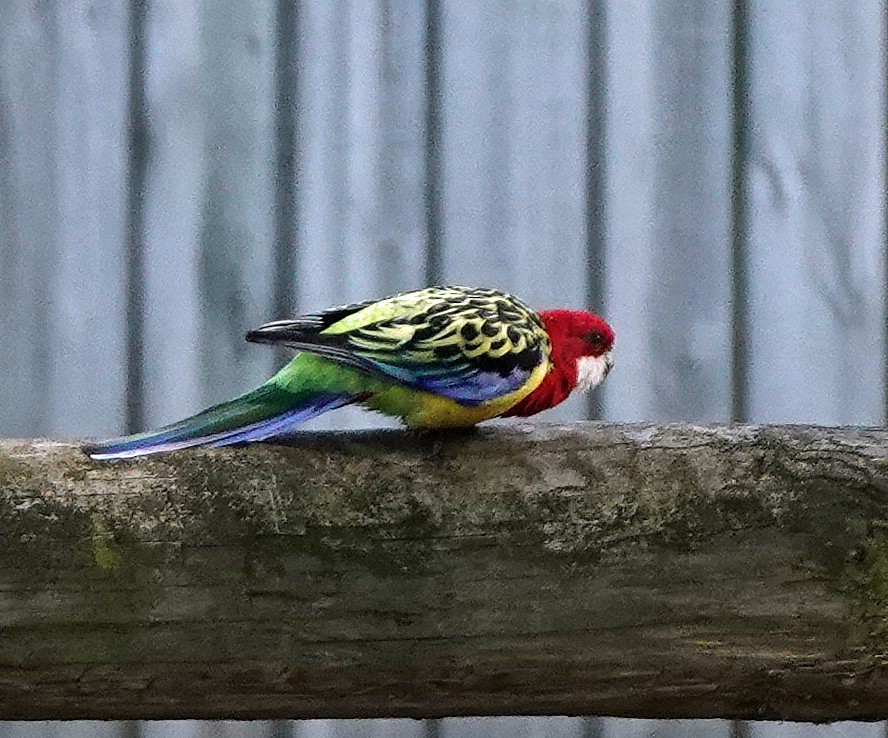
84;286;615;460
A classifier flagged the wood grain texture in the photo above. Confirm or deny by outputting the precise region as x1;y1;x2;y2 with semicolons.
3;423;888;721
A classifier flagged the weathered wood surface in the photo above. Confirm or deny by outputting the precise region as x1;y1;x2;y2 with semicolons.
2;423;888;722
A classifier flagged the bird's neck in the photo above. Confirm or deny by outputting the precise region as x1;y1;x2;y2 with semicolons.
505;353;578;417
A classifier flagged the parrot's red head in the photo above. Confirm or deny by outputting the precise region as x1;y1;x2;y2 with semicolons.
504;309;614;417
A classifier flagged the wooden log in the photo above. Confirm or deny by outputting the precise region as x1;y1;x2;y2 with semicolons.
1;423;888;722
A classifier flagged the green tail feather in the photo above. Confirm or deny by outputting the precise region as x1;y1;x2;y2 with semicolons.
82;382;355;460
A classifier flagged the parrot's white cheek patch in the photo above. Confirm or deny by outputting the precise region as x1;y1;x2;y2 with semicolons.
576;350;614;392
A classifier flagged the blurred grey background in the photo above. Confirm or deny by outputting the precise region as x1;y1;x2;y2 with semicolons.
0;0;886;736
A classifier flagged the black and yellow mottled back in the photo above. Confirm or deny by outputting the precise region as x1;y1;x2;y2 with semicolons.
339;286;550;376
247;286;552;405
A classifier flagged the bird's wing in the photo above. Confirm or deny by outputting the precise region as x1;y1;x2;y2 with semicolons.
246;286;551;405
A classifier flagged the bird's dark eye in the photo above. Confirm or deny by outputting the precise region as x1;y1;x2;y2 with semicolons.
585;331;604;346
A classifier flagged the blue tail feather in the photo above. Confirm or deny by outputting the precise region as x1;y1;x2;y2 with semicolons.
82;385;356;461
206;395;353;447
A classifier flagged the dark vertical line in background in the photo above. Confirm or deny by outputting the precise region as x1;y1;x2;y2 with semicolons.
269;719;298;738
124;0;150;434
269;6;299;728
273;0;299;366
730;719;752;738
884;0;888;427
730;0;751;424
119;720;141;738
585;0;607;421
30;1;62;435
423;716;442;738
423;0;444;285
582;716;607;738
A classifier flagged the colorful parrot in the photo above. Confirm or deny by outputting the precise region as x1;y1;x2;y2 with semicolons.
83;286;614;460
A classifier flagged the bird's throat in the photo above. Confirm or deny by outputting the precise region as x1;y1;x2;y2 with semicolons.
576;351;612;392
502;361;576;417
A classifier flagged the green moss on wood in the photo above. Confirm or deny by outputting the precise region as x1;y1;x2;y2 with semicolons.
842;533;888;649
91;515;123;571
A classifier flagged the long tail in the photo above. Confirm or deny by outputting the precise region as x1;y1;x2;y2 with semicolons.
82;382;357;461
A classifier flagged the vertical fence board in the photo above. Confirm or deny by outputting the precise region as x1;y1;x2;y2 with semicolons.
141;721;283;738
438;0;509;281
295;719;421;738
196;1;277;407
295;0;428;430
598;719;733;738
602;0;734;423
0;0;60;437
296;0;427;311
0;723;131;738
743;1;886;425
744;722;887;738
50;1;130;437
376;0;430;298
597;0;657;421
438;0;590;307
142;0;276;427
438;0;592;422
140;0;206;426
438;717;587;737
0;0;128;439
297;0;379;311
